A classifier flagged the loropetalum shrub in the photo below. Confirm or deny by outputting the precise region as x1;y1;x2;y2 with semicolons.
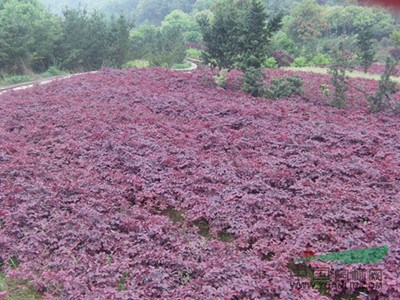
271;50;294;67
0;68;399;299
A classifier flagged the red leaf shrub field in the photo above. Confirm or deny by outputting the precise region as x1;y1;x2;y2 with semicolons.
0;68;399;299
356;63;400;77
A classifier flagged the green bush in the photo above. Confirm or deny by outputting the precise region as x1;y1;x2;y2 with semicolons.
0;75;32;85
367;54;400;113
266;76;303;99
171;62;192;69
291;57;309;68
122;60;150;69
392;30;400;48
327;45;355;109
263;57;278;69
186;48;203;60
214;69;228;88
242;68;267;97
310;53;330;66
41;66;70;78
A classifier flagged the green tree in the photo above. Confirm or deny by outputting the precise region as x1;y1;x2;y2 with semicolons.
391;30;400;48
261;0;300;15
161;9;202;43
197;0;239;69
287;0;327;46
0;0;61;74
136;0;170;25
136;0;195;25
59;9;110;71
237;0;279;70
150;25;186;67
198;0;280;70
356;26;375;73
367;50;400;113
99;0;139;17
129;24;159;60
270;31;299;57
107;14;132;68
326;5;393;39
327;43;355;109
129;22;186;68
193;0;214;11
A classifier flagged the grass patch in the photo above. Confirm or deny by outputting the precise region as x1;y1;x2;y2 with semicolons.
117;272;129;291
190;219;211;238
186;48;203;60
159;207;185;225
217;229;235;242
171;61;192;70
285;66;400;83
7;257;19;270
122;60;150;69
0;272;43;300
41;66;70;78
0;75;33;86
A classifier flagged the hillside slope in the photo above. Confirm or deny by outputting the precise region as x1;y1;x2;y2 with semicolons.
0;68;399;299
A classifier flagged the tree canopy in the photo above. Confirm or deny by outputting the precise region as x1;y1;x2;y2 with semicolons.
198;0;281;70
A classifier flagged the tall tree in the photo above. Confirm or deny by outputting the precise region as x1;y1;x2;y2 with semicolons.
287;0;327;45
108;14;132;68
356;26;375;73
161;9;202;43
151;25;186;67
59;9;110;71
238;1;282;70
0;0;61;73
198;0;281;70
197;0;240;69
129;24;159;60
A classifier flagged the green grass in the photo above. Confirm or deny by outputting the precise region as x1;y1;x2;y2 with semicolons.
0;272;43;300
186;48;203;60
122;60;150;69
0;75;33;86
41;66;70;78
159;207;185;225
171;61;192;70
0;66;71;88
217;229;235;242
285;66;400;83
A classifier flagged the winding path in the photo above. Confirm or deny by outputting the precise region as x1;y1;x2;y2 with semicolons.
0;60;200;96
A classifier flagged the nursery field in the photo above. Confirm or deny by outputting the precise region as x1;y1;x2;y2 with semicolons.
0;68;399;299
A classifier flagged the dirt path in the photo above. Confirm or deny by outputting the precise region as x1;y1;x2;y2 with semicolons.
0;61;199;96
0;73;93;96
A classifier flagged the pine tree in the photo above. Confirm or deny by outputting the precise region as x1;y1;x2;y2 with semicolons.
198;0;281;71
108;15;131;68
238;0;268;70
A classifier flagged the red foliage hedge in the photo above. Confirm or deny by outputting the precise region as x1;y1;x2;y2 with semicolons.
0;68;399;299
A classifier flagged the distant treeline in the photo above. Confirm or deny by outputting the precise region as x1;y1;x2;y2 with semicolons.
0;0;399;76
